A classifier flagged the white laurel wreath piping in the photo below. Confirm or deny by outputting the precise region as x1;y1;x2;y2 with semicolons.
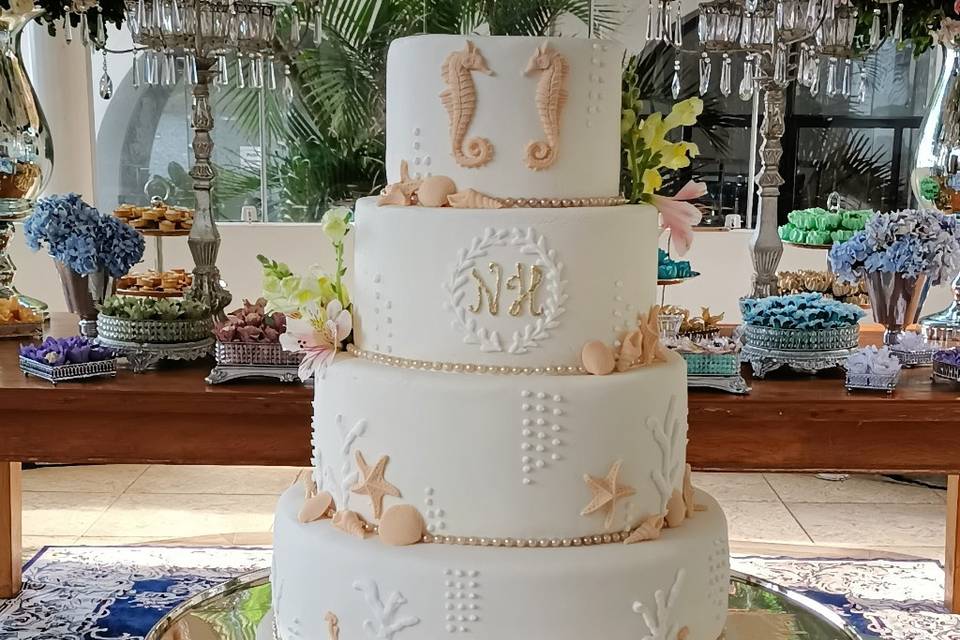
443;226;567;355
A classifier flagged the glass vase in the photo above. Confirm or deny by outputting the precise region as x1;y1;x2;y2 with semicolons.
54;261;112;338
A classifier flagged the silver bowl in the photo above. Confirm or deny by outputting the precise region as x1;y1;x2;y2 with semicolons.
744;324;860;352
97;315;213;344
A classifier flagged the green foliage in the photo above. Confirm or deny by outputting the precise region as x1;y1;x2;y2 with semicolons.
99;295;210;321
851;0;955;56
218;0;616;221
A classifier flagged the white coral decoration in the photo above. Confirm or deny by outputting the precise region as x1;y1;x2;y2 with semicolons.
632;569;686;640
320;414;367;510
353;579;420;639
649;396;686;513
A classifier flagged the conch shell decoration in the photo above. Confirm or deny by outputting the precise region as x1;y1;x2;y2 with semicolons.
440;40;495;169
332;510;369;539
378;160;423;206
448;188;504;209
623;513;665;544
524;42;569;171
615;305;671;373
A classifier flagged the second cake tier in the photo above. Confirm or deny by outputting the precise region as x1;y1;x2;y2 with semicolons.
313;352;688;541
353;197;660;369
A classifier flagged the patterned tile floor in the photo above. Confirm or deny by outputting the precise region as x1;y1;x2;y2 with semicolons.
20;465;948;562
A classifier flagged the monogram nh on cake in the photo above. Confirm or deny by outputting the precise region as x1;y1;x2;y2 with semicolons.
267;34;730;640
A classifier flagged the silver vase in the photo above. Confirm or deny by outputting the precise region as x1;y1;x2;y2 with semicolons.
54;261;112;338
912;43;960;210
863;272;929;346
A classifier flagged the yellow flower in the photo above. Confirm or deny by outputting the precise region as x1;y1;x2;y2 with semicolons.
663;97;704;131
658;141;700;170
642;169;663;194
322;206;351;243
638;113;668;151
621;109;637;137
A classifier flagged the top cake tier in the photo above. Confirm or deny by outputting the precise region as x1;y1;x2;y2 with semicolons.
385;35;625;201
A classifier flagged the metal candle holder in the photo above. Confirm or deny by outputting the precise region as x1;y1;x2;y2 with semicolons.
122;0;314;320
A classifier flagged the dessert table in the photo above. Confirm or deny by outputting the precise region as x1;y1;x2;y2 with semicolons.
1;313;959;615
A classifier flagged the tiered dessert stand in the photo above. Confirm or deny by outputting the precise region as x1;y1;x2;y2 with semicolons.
740;323;860;377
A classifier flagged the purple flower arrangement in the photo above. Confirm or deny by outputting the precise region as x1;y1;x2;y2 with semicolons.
739;293;866;330
23;193;145;277
214;298;287;343
19;337;114;367
934;348;960;368
829;209;960;286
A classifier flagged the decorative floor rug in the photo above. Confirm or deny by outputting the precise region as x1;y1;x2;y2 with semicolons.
0;547;956;639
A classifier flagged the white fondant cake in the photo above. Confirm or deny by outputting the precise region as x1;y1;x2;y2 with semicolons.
353;197;660;369
268;32;729;640
272;486;729;640
386;35;624;200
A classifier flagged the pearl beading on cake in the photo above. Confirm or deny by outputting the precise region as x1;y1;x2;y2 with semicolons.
348;345;588;376
497;196;627;208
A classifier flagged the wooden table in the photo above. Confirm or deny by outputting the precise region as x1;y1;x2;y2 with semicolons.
2;314;959;614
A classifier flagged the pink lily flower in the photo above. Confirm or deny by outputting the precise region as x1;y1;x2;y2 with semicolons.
651;180;706;256
280;299;353;381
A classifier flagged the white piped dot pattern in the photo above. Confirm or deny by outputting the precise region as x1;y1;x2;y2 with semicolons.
370;274;394;355
443;569;481;633
519;390;566;484
425;487;448;533
708;536;730;621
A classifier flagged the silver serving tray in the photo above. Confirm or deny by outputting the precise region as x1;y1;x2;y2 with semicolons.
214;340;302;367
933;360;960;383
20;355;118;384
890;346;936;368
845;371;900;393
744;324;860;352
97;314;212;344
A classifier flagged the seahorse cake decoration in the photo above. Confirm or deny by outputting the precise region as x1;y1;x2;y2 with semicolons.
524;42;569;171
440;41;495;169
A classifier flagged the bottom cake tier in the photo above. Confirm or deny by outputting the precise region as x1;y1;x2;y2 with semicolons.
269;484;730;640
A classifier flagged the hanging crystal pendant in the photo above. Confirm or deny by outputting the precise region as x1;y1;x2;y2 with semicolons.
266;55;278;90
824;0;834;21
809;58;820;97
185;49;198;85
775;0;784;30
719;53;732;97
647;0;655;40
894;3;904;42
138;0;149;32
79;12;89;47
739;58;755;101
132;51;142;88
152;0;163;34
797;45;809;87
671;58;681;99
654;0;663;40
252;54;264;89
842;58;852;97
170;0;182;33
237;56;246;89
144;51;154;85
774;44;787;85
805;0;819;29
167;50;178;86
855;72;866;104
674;2;682;46
740;12;752;47
745;0;759;13
312;3;323;44
94;10;106;48
284;65;294;104
63;9;73;44
215;52;229;86
290;6;300;43
98;52;113;99
826;57;838;97
699;53;711;96
869;8;881;48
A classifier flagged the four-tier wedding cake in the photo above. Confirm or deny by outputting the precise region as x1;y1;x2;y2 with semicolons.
268;34;730;640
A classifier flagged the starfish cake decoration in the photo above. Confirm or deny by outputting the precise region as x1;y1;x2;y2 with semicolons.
351;451;401;519
581;459;636;529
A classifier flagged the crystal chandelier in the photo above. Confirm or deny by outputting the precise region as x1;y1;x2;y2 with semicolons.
110;0;322;318
648;0;904;296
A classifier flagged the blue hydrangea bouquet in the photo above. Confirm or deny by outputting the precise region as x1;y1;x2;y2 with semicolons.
828;209;960;345
23;194;145;336
24;193;144;277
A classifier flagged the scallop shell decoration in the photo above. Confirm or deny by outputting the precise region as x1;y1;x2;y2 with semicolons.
417;175;458;207
378;504;426;546
582;340;616;375
332;510;368;539
447;189;504;209
298;490;335;524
